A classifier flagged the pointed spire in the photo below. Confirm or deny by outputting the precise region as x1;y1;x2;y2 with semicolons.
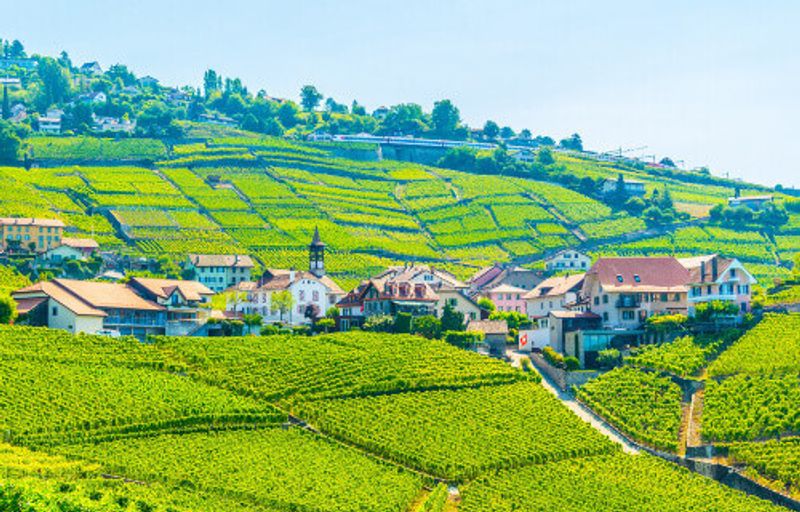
310;225;325;247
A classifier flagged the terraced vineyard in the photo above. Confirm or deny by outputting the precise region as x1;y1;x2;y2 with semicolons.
575;367;683;451
2;134;792;286
0;325;783;511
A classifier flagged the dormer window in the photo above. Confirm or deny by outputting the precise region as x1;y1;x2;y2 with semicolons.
616;274;624;283
633;274;641;283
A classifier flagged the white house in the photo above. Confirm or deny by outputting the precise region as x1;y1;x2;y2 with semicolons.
601;178;646;197
524;273;585;319
679;254;756;316
38;109;64;134
186;254;254;292
727;195;773;210
545;250;591;272
41;237;99;263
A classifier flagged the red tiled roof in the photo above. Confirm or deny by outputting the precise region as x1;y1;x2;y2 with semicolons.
587;257;690;292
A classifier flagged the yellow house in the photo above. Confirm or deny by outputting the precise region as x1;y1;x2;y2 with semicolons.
0;217;65;253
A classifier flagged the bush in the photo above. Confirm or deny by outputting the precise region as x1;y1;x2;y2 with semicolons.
412;315;442;339
596;349;621;369
394;312;412;334
564;356;581;371
543;346;565;368
363;314;394;332
444;330;483;348
0;294;17;324
292;325;311;336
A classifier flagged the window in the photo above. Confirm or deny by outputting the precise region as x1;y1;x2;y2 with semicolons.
660;293;668;302
594;297;599;306
730;268;737;278
52;306;58;316
299;290;306;301
616;274;623;283
674;293;681;301
602;312;609;322
622;310;635;320
602;295;608;304
312;290;319;302
634;274;641;283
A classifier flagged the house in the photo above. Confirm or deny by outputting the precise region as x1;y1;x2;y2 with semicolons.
38;109;63;134
41;237;99;263
727;195;773;210
601;178;646;197
0;217;65;253
9;103;27;122
337;263;479;330
127;277;214;336
0;58;37;70
466;319;508;358
79;62;103;75
582;257;690;329
0;77;21;88
509;148;535;163
139;76;159;87
225;232;344;326
186;254;254;292
679;254;756;316
94;116;135;133
12;279;166;339
78;91;107;104
548;310;603;366
524;273;585;319
469;264;543;293
484;283;527;313
198;113;237;127
545;250;591;272
121;85;140;95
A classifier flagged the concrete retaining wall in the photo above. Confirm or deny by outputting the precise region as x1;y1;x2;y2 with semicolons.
530;353;600;390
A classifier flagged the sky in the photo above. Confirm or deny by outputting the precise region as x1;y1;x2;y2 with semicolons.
2;1;798;187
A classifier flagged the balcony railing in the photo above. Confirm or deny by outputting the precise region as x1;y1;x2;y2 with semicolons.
615;296;641;308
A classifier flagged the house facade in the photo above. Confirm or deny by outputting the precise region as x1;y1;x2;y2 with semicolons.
0;217;65;253
545;250;591;272
41;237;98;263
186;254;254;292
582;257;690;329
12;277;213;339
601;178;646;197
484;283;527;313
524;273;585;319
679;255;756;315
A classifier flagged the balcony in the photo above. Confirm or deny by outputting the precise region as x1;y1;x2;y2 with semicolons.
615;296;641;308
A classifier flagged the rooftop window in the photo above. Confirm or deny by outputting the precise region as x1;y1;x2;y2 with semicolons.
633;274;641;283
616;274;623;283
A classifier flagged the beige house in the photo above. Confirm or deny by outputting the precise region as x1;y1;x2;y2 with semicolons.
582;257;690;329
42;237;99;262
186;254;254;292
524;273;585;319
0;218;65;253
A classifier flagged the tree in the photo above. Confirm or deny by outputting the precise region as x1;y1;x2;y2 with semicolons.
300;85;323;111
660;157;676;167
58;51;72;70
559;133;583;151
499;126;515;139
378;103;429;136
624;196;646;216
412;315;442;339
363;314;394;332
2;85;8;120
351;100;366;116
440;304;464;332
394;312;412;333
271;290;294;322
277;101;300;128
536;147;555;166
315;317;336;333
36;58;71;111
0;295;16;324
9;40;25;59
430;99;461;138
482;120;499;139
242;313;262;335
203;69;220;98
0;120;22;163
437;146;477;171
324;97;348;114
105;64;137;87
304;303;322;322
519;129;532;139
477;297;496;313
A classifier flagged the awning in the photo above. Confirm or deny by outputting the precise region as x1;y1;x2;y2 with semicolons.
14;296;47;314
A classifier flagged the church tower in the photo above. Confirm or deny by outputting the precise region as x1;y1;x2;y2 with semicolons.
309;226;325;277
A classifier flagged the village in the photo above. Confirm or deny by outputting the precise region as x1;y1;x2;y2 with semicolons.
5;214;757;371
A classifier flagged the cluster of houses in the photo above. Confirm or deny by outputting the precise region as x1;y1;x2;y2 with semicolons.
7;217;757;366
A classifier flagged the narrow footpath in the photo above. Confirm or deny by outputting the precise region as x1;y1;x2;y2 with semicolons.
506;350;640;455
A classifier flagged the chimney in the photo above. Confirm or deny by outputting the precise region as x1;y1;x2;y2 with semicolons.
711;257;718;281
289;269;296;281
700;261;706;282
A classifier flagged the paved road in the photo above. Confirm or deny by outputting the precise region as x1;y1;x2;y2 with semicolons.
507;350;640;455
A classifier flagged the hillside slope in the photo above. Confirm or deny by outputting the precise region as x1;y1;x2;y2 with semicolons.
2;132;797;287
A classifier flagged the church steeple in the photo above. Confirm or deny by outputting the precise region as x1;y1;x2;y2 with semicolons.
309;226;325;277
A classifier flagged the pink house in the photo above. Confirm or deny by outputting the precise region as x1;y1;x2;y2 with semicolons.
485;283;528;314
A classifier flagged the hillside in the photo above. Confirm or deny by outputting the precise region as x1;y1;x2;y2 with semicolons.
0;131;796;289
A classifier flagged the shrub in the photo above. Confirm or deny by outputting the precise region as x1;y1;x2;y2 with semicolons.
412;315;442;339
363;314;394;332
564;356;581;371
444;330;483;348
596;349;620;369
543;346;565;368
394;312;412;334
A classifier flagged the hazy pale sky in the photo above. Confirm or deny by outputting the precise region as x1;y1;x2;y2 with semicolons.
3;1;798;187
